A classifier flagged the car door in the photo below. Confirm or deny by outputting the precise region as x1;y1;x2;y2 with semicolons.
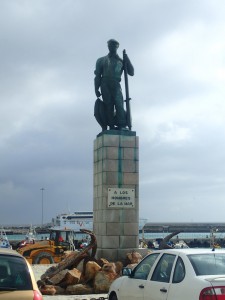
164;256;187;300
143;253;176;300
119;253;160;300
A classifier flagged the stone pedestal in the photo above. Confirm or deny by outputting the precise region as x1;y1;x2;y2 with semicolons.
93;130;139;261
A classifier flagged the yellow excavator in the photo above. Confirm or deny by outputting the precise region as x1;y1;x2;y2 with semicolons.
17;228;84;264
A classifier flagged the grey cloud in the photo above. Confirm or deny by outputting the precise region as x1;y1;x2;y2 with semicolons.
0;0;225;225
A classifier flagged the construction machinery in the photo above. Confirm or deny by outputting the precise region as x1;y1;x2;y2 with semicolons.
17;228;88;264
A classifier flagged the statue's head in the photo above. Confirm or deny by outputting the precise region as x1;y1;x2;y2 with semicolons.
107;39;119;52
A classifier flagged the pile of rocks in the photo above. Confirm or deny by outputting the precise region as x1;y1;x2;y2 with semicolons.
37;230;150;296
37;250;145;296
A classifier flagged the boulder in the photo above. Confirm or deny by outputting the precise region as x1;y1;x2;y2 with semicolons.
96;258;109;266
115;261;123;275
76;259;84;273
126;263;138;269
64;268;81;285
49;269;68;285
94;263;119;293
126;251;142;264
83;261;101;283
40;284;56;295
66;283;94;295
54;285;65;295
63;250;78;259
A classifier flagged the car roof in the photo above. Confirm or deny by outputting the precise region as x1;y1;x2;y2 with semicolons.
0;248;24;257
153;248;225;255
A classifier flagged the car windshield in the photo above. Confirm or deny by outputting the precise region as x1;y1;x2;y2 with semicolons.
0;254;32;290
188;253;225;276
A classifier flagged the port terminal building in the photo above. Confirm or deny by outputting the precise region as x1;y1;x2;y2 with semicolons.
142;222;225;248
142;222;225;234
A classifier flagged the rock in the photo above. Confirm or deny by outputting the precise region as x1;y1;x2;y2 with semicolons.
126;251;142;264
40;265;57;280
54;285;65;295
96;258;109;266
49;269;68;285
66;283;94;295
94;263;119;293
115;261;123;275
83;261;101;283
76;259;84;273
41;249;89;281
63;250;79;259
40;284;56;295
64;268;81;285
34;230;149;296
126;263;138;269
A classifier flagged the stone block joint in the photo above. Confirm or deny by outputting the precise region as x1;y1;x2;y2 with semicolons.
93;132;139;261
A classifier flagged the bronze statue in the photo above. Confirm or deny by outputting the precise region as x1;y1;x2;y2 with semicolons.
94;39;134;131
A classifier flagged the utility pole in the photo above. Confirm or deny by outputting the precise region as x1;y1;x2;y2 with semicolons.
40;188;45;227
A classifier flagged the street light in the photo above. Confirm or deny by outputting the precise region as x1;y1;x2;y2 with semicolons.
40;188;45;227
210;227;218;248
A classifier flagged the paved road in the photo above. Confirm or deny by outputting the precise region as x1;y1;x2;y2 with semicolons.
43;296;107;300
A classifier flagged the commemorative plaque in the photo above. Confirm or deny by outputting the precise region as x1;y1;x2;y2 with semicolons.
108;188;135;208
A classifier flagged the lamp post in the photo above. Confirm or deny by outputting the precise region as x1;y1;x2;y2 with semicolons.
210;227;218;248
40;188;45;227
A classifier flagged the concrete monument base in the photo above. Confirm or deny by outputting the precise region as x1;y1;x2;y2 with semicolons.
93;130;141;261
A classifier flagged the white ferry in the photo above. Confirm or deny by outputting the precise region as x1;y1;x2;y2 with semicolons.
52;211;148;232
52;211;93;231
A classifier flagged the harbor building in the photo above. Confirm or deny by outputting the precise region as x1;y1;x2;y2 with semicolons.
142;222;225;248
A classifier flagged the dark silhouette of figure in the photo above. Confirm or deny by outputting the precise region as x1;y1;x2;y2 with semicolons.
94;39;134;130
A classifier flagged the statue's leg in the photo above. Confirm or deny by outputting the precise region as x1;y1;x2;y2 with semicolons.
101;82;114;128
114;84;126;128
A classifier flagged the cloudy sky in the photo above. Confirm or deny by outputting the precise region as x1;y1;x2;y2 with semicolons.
1;0;225;226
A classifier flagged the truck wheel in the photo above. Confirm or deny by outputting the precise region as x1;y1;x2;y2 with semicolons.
33;252;54;264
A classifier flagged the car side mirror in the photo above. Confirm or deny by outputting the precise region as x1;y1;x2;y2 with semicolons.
122;267;132;276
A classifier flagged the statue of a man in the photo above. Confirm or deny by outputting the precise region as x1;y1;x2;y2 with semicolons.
94;39;134;130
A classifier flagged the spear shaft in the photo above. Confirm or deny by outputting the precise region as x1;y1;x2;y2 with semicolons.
123;49;132;130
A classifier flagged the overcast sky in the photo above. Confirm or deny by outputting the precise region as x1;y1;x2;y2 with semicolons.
1;0;225;226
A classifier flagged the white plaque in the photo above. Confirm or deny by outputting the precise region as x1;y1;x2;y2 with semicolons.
108;188;135;208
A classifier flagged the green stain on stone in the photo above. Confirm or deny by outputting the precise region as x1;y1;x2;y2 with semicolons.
118;145;123;187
